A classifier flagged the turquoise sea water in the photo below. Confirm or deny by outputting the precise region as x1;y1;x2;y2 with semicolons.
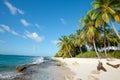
0;54;44;79
0;54;67;80
0;54;40;71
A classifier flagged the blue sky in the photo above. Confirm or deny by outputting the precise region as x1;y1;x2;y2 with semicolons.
0;0;119;56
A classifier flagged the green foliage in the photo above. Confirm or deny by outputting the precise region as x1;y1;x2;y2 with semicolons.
76;51;120;59
76;51;97;58
108;51;120;58
58;35;73;57
102;12;109;22
54;0;120;58
54;53;60;57
91;0;120;40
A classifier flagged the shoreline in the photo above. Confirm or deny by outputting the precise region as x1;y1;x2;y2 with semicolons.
13;58;75;80
54;58;120;80
0;56;75;80
1;56;120;80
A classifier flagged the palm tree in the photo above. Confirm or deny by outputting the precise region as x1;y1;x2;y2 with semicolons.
80;13;101;58
75;30;86;53
91;0;120;40
105;29;120;52
102;23;109;57
97;28;120;53
68;34;77;56
58;36;73;58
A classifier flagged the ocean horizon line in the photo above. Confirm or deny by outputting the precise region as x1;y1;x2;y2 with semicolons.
0;53;53;57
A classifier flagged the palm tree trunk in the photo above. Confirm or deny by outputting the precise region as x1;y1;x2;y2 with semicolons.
104;27;107;58
68;51;72;58
104;39;107;58
79;47;83;53
110;20;120;40
93;39;100;58
108;42;110;53
66;45;72;58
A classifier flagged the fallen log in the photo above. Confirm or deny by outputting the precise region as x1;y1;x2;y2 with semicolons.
106;63;120;68
97;61;107;72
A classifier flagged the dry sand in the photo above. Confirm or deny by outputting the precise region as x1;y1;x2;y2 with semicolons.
54;58;120;80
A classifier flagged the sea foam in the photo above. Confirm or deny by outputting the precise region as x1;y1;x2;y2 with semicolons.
0;72;17;79
32;57;44;64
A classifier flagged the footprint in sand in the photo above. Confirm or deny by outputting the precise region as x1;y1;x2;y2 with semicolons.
88;75;99;80
76;78;82;80
72;62;79;66
65;76;74;80
91;70;100;74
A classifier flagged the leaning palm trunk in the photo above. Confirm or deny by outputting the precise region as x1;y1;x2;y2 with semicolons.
110;20;120;40
68;51;72;58
93;39;100;58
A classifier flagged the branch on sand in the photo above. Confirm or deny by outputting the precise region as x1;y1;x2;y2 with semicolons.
97;61;107;72
106;63;120;68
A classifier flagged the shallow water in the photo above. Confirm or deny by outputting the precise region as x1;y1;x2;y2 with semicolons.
0;55;39;71
0;55;74;80
0;54;44;80
13;60;63;80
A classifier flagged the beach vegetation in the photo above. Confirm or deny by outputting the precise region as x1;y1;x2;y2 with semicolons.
54;0;120;59
76;51;120;59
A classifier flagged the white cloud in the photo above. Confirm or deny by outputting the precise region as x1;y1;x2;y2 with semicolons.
0;24;19;36
51;40;59;45
60;18;67;25
35;24;40;28
21;19;30;27
0;28;4;33
25;31;44;42
22;35;27;39
34;23;43;30
17;9;24;14
4;1;24;15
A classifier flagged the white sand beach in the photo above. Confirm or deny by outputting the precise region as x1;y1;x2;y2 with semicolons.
54;58;120;80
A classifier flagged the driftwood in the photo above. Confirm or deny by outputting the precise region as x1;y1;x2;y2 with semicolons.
97;61;107;72
106;63;120;68
16;66;27;73
16;64;37;73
